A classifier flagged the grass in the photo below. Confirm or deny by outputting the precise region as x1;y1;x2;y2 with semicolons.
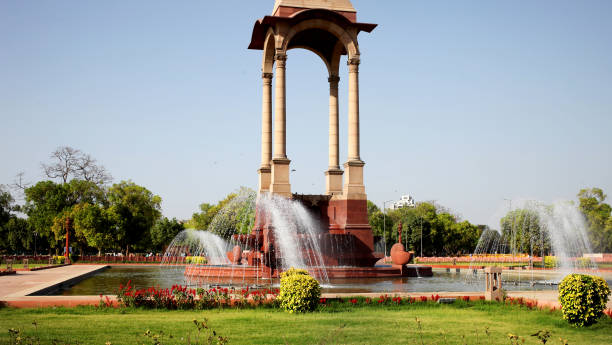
0;301;611;344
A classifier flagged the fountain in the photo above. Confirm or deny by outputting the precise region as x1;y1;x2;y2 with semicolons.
181;191;432;284
468;199;598;285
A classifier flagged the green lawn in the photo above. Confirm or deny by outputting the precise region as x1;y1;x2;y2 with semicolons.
1;301;611;344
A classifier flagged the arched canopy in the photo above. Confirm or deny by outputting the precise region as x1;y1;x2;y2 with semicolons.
252;9;376;76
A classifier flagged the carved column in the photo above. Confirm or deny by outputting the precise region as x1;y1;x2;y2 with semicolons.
270;52;291;197
258;72;273;193
325;74;343;195
343;57;365;199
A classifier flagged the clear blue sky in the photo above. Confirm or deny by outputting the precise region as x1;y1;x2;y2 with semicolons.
1;0;611;228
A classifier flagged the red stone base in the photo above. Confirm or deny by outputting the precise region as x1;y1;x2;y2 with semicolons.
184;264;433;280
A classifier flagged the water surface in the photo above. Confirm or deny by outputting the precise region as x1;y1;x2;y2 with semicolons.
50;266;606;296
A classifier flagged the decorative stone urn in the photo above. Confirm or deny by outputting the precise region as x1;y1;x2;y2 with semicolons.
390;222;412;265
227;245;243;265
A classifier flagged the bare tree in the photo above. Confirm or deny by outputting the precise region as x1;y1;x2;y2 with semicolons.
11;171;31;190
75;153;113;185
42;146;81;183
41;146;112;185
9;171;31;203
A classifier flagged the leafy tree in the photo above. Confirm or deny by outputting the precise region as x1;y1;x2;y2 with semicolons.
189;187;256;239
107;181;162;255
366;201;393;253
189;202;215;230
0;186;13;226
150;217;185;251
500;209;550;256
23;181;71;250
578;188;612;252
0;186;33;254
50;203;115;256
369;200;481;256
3;217;32;253
23;180;105;252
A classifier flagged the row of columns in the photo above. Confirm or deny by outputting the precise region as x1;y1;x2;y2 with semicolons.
258;52;365;199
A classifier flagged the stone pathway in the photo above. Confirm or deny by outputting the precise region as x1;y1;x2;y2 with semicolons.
0;264;108;307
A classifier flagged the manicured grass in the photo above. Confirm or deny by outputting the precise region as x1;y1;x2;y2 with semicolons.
1;301;611;344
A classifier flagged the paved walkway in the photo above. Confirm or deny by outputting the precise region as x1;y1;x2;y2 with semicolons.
0;264;108;307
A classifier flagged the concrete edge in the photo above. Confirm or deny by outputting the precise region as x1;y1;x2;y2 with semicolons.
5;265;110;298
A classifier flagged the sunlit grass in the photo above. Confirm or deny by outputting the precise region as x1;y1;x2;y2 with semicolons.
0;301;611;344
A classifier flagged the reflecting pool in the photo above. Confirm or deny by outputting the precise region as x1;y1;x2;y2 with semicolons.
45;266;610;296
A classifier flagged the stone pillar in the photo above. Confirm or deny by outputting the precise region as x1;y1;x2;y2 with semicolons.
270;52;291;197
347;58;360;161
343;58;365;198
273;53;287;160
484;266;503;301
325;74;343;195
258;73;273;193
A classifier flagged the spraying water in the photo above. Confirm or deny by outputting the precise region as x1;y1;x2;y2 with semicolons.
162;188;330;285
470;199;597;284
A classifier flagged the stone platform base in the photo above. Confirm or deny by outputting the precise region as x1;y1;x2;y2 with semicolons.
184;264;433;280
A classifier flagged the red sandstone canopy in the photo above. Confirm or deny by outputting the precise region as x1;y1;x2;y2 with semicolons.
249;0;376;50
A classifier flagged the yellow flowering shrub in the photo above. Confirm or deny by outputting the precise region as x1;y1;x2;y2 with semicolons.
277;268;321;313
558;274;610;327
185;256;207;264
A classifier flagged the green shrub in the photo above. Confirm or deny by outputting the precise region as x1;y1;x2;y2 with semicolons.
558;274;610;327
575;257;594;268
277;268;320;313
69;253;79;263
53;256;66;264
185;256;207;264
544;256;558;268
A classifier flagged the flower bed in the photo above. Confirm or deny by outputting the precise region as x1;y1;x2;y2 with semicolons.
112;281;278;310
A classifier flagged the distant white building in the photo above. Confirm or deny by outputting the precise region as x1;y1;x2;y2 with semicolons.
389;195;416;210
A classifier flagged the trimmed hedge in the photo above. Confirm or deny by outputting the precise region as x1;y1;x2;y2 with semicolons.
558;274;610;327
277;268;321;313
53;256;66;264
185;256;207;264
544;256;558;268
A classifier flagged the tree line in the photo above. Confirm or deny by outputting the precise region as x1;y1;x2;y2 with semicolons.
0;147;184;256
367;201;483;256
3;147;610;258
496;188;612;256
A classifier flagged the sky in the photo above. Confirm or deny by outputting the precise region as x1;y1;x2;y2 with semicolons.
1;0;611;229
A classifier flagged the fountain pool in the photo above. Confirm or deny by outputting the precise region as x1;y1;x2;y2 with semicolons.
43;266;612;296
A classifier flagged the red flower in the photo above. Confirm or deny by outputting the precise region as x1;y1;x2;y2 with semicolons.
420;296;427;302
462;296;470;301
350;298;357;304
319;298;327;304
